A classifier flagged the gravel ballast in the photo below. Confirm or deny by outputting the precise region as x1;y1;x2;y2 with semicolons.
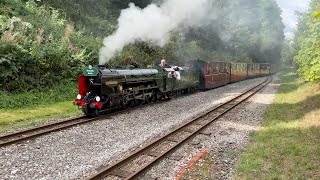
0;77;271;180
142;75;280;179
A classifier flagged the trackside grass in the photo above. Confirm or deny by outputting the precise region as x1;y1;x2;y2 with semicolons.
0;83;82;133
0;102;82;133
235;68;320;179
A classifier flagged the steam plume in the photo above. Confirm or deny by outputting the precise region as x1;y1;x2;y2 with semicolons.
99;0;210;65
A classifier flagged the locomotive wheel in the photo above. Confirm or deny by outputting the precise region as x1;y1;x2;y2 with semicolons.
150;94;156;102
128;100;135;108
166;92;171;100
172;91;178;97
150;91;157;102
157;92;163;100
121;103;129;110
144;95;150;104
83;106;100;117
134;99;142;106
121;97;129;110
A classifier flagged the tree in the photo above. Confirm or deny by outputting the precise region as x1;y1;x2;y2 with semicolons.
281;40;295;65
294;0;320;82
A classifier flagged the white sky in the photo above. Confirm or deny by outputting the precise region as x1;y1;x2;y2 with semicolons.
275;0;310;38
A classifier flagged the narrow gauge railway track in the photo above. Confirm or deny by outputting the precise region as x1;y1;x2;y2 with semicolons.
0;98;175;148
88;76;272;180
0;116;99;147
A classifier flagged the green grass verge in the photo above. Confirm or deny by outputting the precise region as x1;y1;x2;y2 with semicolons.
0;101;82;133
0;83;82;133
235;68;320;179
0;83;78;109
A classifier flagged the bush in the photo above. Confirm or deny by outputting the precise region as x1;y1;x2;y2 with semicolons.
0;0;100;92
294;0;320;82
0;82;77;109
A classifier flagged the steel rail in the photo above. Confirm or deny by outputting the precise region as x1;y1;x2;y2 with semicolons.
87;76;272;180
0;116;100;147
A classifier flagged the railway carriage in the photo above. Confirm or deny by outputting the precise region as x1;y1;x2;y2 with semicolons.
230;63;247;82
247;64;261;78
198;60;230;90
259;64;271;76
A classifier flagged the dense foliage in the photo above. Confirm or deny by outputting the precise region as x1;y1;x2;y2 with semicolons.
0;83;77;109
0;0;285;94
108;0;285;67
0;0;100;92
293;0;320;82
281;40;295;65
38;0;152;36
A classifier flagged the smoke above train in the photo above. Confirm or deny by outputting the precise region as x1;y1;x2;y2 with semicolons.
99;0;211;65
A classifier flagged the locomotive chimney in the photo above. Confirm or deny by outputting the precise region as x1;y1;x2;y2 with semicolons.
98;64;110;70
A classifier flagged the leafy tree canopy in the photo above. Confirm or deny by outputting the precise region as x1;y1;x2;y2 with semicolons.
293;0;320;82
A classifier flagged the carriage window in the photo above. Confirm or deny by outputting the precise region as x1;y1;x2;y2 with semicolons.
220;63;227;73
213;64;219;74
210;63;214;74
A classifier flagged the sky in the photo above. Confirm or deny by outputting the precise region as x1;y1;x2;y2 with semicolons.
275;0;311;38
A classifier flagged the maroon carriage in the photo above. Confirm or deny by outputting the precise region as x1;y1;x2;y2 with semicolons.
247;63;260;78
230;63;247;82
198;60;230;90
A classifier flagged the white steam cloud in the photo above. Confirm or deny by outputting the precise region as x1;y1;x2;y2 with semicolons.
99;0;211;65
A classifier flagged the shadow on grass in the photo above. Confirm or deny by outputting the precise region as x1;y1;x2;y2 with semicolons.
237;124;320;179
264;93;320;125
237;94;320;179
277;69;303;94
237;67;320;179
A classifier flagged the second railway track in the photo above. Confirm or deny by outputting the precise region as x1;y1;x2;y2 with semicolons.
87;76;272;180
0;116;101;147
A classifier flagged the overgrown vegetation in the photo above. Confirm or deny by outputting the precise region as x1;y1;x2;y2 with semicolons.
1;0;285;94
0;83;77;109
236;68;320;179
282;0;320;82
0;0;100;92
